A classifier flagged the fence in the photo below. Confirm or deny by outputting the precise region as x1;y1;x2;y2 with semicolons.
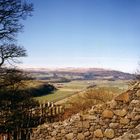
31;101;65;122
0;102;65;140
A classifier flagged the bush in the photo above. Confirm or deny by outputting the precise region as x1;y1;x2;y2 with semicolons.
62;87;117;119
29;84;57;97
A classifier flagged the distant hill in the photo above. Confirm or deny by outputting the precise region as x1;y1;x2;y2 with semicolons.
25;67;134;81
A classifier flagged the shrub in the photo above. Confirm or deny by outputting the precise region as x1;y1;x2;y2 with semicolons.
29;84;57;97
62;87;118;119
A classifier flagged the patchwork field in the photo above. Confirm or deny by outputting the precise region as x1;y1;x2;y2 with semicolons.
35;80;129;104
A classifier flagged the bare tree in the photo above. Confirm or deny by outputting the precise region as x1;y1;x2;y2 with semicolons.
0;0;33;41
0;1;41;140
0;0;32;67
0;44;27;67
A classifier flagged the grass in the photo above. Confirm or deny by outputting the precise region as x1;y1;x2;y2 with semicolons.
62;87;119;119
35;81;90;103
34;80;129;103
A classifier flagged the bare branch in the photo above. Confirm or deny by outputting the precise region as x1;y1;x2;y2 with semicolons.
0;43;27;67
0;0;33;41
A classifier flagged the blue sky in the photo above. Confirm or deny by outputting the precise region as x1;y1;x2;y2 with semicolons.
18;0;140;73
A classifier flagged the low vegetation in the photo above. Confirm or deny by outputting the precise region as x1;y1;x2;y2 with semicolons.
62;86;122;119
28;84;57;97
35;80;128;103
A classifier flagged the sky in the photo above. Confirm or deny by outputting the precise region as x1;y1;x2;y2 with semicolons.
18;0;140;73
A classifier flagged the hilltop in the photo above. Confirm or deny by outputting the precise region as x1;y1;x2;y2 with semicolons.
25;67;134;81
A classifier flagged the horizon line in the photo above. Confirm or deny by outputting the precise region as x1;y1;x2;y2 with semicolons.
18;66;135;74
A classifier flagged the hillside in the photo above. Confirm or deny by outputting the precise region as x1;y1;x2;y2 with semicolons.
25;68;134;81
31;82;140;140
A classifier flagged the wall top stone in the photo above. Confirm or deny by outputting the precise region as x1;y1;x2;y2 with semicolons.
115;92;129;103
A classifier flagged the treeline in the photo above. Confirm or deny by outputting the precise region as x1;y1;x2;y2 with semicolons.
28;83;57;97
0;0;47;140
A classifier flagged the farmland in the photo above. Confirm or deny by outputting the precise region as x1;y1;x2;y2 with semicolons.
23;68;133;106
34;79;129;104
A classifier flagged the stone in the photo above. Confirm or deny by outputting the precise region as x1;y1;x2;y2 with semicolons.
89;109;95;115
61;129;66;134
120;118;130;125
81;115;97;120
89;126;94;131
132;115;140;121
109;123;119;128
103;138;108;140
77;128;83;133
133;108;140;112
104;129;115;139
94;129;103;138
102;110;114;118
73;129;77;134
114;109;127;117
77;121;83;128
99;119;106;125
131;100;139;104
109;100;117;109
46;136;52;139
127;113;134;119
84;131;90;137
83;121;90;129
113;124;140;140
65;133;74;140
77;133;85;140
115;92;129;103
136;90;140;97
50;138;56;140
51;131;57;136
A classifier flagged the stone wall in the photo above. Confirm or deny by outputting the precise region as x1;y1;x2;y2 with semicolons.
31;83;140;140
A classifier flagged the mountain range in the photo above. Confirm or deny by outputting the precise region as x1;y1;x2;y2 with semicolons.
25;67;135;81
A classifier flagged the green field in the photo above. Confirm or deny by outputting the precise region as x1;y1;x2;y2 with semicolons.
35;80;129;103
35;81;89;102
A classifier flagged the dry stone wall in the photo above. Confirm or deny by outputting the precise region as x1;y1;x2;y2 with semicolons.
31;83;140;140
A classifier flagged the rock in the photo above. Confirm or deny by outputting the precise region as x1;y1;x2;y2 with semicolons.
136;90;140;97
46;136;52;139
99;119;106;125
132;115;140;121
115;92;129;103
89;109;95;115
65;133;74;140
84;131;90;137
131;100;139;104
104;129;115;139
109;123;119;128
51;131;57;136
120;118;130;125
102;110;114;119
83;121;90;129
77;133;85;140
50;138;56;140
81;115;97;120
73;128;78;134
133;108;140;112
89;126;94;131
61;129;66;134
127;113;134;119
109;100;117;109
114;109;127;117
77;128;83;133
94;129;103;138
113;124;140;140
30;84;140;140
77;121;83;128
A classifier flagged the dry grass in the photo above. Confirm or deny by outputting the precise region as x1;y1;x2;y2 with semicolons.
62;87;120;119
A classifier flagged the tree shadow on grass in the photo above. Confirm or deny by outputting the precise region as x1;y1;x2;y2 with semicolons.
29;84;57;97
